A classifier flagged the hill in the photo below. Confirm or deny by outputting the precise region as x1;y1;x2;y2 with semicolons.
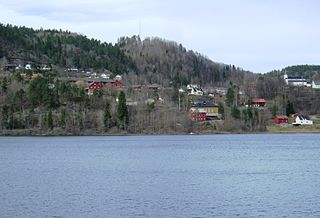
0;23;136;74
118;36;252;87
0;23;276;135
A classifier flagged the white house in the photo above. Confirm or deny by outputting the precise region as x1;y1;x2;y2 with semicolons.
312;81;320;89
115;75;122;80
41;65;51;71
187;84;204;96
25;64;32;70
101;73;109;79
293;115;313;126
178;88;185;93
284;74;308;86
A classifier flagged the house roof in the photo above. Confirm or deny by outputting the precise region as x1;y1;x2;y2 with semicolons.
252;98;266;103
191;98;218;107
190;108;206;113
298;115;311;120
287;79;307;82
287;76;303;80
275;115;288;119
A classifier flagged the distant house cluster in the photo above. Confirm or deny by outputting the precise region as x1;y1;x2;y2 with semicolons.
2;63;52;71
274;114;313;126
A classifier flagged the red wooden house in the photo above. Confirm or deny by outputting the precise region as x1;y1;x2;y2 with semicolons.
86;82;102;95
274;115;288;124
112;80;124;88
147;84;160;91
189;108;207;122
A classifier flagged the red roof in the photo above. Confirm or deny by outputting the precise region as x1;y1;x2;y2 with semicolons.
252;98;266;103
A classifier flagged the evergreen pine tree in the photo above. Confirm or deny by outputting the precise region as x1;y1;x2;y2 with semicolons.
117;91;128;130
104;99;111;131
47;110;53;130
1;105;9;129
226;87;235;107
1;77;8;93
59;109;66;129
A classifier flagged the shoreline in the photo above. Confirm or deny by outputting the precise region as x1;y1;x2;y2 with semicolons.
1;128;320;136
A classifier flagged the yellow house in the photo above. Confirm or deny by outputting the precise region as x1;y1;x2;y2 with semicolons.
190;98;220;118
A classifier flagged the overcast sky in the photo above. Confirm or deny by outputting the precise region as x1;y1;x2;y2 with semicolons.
0;0;319;73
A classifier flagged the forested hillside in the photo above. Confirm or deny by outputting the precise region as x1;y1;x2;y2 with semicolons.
2;23;320;135
118;36;251;87
0;23;136;74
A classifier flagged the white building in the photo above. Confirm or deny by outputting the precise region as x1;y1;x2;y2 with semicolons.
25;64;32;70
187;84;204;96
283;74;308;86
115;75;122;80
41;65;51;71
101;73;109;79
293;115;313;125
312;81;320;89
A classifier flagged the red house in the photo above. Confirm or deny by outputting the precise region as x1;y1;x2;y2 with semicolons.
189;108;207;122
112;80;124;88
251;98;266;108
147;84;160;91
86;82;102;95
274;115;288;124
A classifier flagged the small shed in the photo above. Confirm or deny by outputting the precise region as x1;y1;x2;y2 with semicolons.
274;115;288;124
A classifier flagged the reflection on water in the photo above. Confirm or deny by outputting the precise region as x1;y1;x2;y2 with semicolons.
0;134;320;217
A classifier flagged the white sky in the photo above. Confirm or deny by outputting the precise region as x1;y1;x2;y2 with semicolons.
0;0;319;73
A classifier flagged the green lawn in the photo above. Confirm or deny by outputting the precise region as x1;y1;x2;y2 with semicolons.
267;117;320;133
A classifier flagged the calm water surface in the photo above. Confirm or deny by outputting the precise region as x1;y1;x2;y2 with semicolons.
1;134;320;217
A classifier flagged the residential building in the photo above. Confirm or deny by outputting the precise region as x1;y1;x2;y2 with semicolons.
112;80;124;88
147;84;160;91
115;75;122;80
251;98;266;108
25;64;32;70
283;74;308;86
187;84;204;96
189;108;206;122
86;82;102;95
312;81;320;89
274;115;288;124
190;98;219;119
293;115;313;125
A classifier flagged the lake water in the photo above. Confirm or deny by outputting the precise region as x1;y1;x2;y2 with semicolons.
1;134;320;217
